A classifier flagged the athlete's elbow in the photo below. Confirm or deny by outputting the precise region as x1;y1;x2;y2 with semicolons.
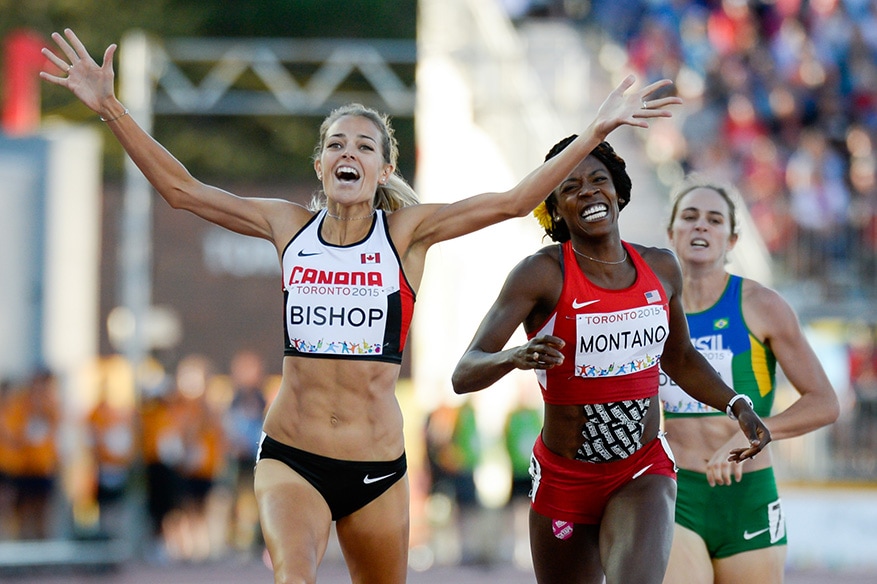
451;370;470;395
821;394;841;426
154;182;189;210
451;366;480;395
161;188;187;210
659;356;683;381
511;198;538;219
497;188;542;219
157;173;203;210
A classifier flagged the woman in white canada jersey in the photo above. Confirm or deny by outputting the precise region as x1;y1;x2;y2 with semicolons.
452;140;772;584
43;28;683;584
661;177;839;584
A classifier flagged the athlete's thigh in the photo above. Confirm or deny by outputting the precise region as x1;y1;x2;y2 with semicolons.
714;545;787;584
254;458;333;583
335;475;410;584
662;524;714;584
600;474;676;584
529;508;604;584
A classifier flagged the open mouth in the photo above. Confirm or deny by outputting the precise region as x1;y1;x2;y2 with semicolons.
581;203;609;222
335;165;360;182
691;238;708;248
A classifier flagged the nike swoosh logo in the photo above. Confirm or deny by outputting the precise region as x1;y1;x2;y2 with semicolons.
298;250;322;257
632;464;653;479
572;299;600;310
743;527;770;540
363;472;396;485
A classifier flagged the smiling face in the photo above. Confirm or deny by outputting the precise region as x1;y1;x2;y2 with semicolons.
314;114;393;207
668;187;738;266
553;155;621;237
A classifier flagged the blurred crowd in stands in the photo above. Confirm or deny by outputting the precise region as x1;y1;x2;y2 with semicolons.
0;351;270;564
506;0;877;298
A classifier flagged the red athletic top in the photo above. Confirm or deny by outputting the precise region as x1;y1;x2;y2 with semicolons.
529;241;669;405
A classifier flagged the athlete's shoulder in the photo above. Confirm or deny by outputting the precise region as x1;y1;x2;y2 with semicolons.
741;277;797;332
628;242;676;263
532;242;563;260
629;243;679;278
503;244;563;293
517;243;563;273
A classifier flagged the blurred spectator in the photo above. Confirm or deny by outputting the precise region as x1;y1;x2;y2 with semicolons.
84;377;136;539
424;398;483;565
590;1;648;42
0;379;19;539
846;124;877;280
175;354;227;562
628;18;682;83
724;91;770;160
502;384;542;569
678;6;715;77
223;349;267;556
785;126;851;279
846;325;877;473
139;367;186;562
1;369;61;540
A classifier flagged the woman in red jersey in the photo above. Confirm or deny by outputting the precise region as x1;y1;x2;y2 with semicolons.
453;139;771;584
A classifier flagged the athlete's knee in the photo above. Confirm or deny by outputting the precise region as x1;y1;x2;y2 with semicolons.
270;555;318;584
262;527;324;584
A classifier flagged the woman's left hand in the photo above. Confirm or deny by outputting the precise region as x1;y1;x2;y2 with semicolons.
591;74;683;136
727;408;771;463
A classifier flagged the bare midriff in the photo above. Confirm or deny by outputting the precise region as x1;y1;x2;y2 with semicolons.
262;356;405;462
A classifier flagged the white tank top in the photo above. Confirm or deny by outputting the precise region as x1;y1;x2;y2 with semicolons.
280;209;415;364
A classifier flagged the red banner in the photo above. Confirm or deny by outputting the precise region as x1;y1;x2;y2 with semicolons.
2;29;48;136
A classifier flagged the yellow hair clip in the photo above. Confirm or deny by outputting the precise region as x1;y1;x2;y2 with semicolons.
533;201;552;231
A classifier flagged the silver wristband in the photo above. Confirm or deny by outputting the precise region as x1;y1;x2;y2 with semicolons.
726;394;754;420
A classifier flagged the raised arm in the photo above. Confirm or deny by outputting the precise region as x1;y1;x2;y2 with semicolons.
399;75;683;250
40;29;308;244
651;248;772;461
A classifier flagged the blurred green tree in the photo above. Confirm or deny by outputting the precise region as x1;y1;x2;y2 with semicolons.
1;0;416;182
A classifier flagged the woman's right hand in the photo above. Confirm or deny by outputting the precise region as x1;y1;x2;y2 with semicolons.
40;29;120;117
